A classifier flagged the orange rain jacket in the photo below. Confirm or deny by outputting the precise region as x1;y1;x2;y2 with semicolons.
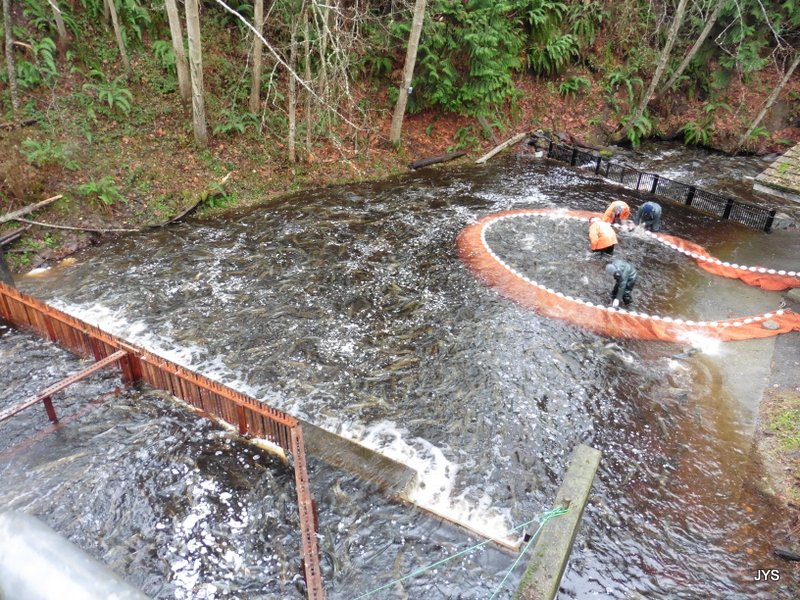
589;220;618;251
602;201;631;224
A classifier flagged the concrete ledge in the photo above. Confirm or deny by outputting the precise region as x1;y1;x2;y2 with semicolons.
515;444;602;600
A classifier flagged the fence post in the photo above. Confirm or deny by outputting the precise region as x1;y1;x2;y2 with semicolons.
619;167;625;183
547;140;553;157
42;397;59;424
764;210;776;232
650;174;659;195
722;198;735;220
605;162;611;178
685;186;695;206
237;405;248;435
636;172;642;190
595;157;602;174
570;148;578;166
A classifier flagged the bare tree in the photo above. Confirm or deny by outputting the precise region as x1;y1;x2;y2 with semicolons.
46;0;69;53
619;0;689;141
165;0;191;103
660;0;727;94
736;51;800;152
288;19;299;164
104;0;131;73
3;0;20;118
185;0;208;146
390;0;426;145
304;5;312;158
249;0;265;113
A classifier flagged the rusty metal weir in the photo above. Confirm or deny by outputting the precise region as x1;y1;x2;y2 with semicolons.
0;281;324;599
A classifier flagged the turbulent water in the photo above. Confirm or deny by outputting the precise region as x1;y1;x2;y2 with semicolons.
1;150;799;598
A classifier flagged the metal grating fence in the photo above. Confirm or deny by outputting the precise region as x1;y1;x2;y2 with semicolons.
0;282;325;599
544;139;777;232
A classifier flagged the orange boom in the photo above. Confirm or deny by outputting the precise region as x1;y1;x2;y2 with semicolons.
457;208;800;342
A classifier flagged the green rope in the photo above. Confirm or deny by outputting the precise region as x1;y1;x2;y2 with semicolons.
488;506;569;599
353;506;570;600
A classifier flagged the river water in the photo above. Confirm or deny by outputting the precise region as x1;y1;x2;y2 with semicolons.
1;146;798;598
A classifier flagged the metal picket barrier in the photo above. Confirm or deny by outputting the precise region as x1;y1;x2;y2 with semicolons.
543;139;777;231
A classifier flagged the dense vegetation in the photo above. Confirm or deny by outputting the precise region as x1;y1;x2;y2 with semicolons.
1;0;799;268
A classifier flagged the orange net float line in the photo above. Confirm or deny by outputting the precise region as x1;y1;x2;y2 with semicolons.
646;232;800;291
456;209;800;343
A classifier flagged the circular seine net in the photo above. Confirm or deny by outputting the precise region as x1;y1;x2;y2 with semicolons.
457;209;800;343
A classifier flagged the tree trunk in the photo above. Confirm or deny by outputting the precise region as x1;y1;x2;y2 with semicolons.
619;0;689;141
736;52;800;153
660;0;726;94
104;0;131;73
0;250;14;287
165;0;191;103
304;6;312;159
46;0;69;54
288;21;298;164
249;0;264;113
3;0;20;118
184;0;208;146
311;0;334;133
389;0;426;145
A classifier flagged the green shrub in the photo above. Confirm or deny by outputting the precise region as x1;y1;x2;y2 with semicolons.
559;75;591;98
83;70;133;115
21;138;79;170
76;176;125;206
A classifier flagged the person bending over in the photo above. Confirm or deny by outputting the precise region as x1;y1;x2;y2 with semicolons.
602;200;631;225
589;218;618;254
633;201;662;232
605;260;637;307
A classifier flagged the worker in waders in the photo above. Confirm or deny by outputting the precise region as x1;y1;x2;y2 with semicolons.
633;201;662;232
589;218;617;254
606;260;637;308
602;200;631;225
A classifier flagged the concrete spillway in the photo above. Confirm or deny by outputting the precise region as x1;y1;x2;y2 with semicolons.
754;143;800;204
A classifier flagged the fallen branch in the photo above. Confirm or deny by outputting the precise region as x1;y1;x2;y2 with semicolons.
408;152;466;170
0;195;63;225
15;218;138;233
156;170;235;226
0;118;38;130
0;226;31;247
475;132;529;164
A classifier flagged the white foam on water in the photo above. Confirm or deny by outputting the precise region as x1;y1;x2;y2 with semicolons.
337;419;518;545
675;330;723;356
45;299;255;395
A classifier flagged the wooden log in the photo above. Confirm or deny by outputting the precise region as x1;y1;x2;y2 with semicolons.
408;151;466;170
516;444;602;600
15;218;138;233
0;195;63;225
157;171;234;226
0;226;31;247
0;118;38;130
476;132;528;164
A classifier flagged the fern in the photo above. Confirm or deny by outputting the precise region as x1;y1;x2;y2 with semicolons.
623;112;653;148
77;176;124;206
559;75;591;98
83;72;133;115
212;109;259;135
153;40;176;75
680;120;711;146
